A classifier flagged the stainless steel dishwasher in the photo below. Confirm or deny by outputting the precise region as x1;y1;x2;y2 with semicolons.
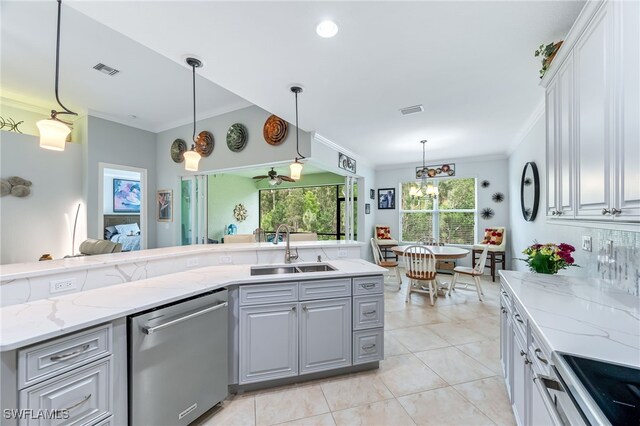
128;288;228;425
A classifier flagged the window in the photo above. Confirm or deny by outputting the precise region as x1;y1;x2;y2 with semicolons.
400;178;476;245
259;184;356;240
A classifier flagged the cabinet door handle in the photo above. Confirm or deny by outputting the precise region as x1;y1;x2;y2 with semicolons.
361;283;376;289
602;208;611;215
64;393;92;411
556;210;563;216
50;344;90;361
292;306;297;312
363;310;377;316
362;344;376;351
520;350;527;357
302;305;308;311
534;348;548;364
611;208;621;215
514;313;524;324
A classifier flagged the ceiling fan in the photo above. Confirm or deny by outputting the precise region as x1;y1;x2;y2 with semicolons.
252;168;295;186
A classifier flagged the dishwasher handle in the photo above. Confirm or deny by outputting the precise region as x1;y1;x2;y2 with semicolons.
142;301;228;335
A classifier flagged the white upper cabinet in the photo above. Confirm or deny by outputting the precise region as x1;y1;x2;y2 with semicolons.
574;1;613;220
543;0;639;223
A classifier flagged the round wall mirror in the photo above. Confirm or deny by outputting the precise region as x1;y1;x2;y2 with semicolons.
520;162;540;221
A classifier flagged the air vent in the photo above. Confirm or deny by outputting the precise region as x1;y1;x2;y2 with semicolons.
93;63;120;76
400;104;424;115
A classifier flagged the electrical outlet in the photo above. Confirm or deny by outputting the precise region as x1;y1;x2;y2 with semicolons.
220;256;232;264
582;236;592;252
338;250;348;258
50;278;77;294
186;258;199;267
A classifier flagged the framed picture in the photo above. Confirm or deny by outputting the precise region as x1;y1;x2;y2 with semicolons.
369;189;375;200
157;189;173;222
338;153;356;174
113;179;141;213
365;203;371;214
416;163;455;178
378;188;396;210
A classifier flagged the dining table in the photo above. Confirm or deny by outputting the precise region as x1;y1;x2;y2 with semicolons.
390;245;471;295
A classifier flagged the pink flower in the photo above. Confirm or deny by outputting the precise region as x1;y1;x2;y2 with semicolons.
559;243;576;252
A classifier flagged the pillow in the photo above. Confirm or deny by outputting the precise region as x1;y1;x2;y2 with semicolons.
104;225;118;240
115;223;140;236
481;228;503;245
376;226;392;240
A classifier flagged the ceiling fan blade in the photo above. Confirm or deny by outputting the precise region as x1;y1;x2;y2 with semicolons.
252;175;269;179
279;175;296;182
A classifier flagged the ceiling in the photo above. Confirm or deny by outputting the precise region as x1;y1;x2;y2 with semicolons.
0;1;251;132
3;1;584;167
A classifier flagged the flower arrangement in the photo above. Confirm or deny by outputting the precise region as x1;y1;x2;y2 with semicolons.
520;242;579;274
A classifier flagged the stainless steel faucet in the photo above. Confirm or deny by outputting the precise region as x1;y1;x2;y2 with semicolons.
274;224;299;264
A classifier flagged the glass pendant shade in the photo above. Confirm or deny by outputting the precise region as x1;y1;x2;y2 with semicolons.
409;186;423;197
37;119;71;151
183;149;201;171
290;160;303;180
426;183;439;197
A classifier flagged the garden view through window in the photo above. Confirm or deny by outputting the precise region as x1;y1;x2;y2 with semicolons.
259;184;356;240
400;178;476;244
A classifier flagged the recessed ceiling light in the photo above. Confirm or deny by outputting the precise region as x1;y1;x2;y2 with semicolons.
316;20;338;38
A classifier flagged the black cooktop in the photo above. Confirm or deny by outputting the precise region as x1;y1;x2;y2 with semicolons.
562;354;640;425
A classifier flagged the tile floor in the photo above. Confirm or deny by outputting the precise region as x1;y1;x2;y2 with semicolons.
194;272;515;426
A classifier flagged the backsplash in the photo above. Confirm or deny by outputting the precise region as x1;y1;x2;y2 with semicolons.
587;229;640;297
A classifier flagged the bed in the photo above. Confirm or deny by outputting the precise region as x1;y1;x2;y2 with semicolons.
104;214;141;251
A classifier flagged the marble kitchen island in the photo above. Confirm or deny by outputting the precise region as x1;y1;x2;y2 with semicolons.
0;253;383;426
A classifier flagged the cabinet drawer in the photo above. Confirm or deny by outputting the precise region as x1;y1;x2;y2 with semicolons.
353;329;384;365
299;278;351;301
18;324;112;389
239;282;298;306
352;276;384;296
353;295;384;330
529;326;553;376
511;302;526;341
19;357;112;426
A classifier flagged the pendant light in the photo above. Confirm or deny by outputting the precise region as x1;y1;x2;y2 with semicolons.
183;57;203;172
417;140;438;198
37;0;78;151
289;86;305;180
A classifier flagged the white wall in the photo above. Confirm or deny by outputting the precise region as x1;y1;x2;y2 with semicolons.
102;168;142;215
374;156;510;267
507;113;640;277
155;105;312;248
0;132;86;263
208;174;259;241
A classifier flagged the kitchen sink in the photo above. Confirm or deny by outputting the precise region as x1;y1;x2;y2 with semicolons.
250;266;298;275
250;263;337;276
296;264;336;273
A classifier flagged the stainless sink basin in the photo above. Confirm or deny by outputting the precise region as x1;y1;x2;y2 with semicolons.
250;263;337;276
250;266;298;276
296;264;336;273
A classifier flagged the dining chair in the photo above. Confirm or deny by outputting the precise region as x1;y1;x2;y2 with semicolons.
402;245;438;306
447;245;489;301
370;238;402;289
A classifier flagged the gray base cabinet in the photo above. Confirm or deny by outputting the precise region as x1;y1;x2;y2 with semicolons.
239;302;298;384
236;275;384;387
300;298;351;374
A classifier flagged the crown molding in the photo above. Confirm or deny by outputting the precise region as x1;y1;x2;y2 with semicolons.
312;132;373;170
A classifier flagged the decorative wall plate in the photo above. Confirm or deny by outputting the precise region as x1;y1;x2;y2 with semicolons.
233;203;248;222
227;123;248;152
263;115;288;145
195;131;214;157
170;138;187;163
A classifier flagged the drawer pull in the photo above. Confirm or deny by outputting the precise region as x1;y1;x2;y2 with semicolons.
520;350;526;357
501;290;509;298
361;283;376;289
362;344;376;351
534;348;548;364
363;310;377;316
50;344;90;362
302;305;308;311
514;314;524;324
65;393;92;411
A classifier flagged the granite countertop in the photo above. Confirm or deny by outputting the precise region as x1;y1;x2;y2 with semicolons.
500;270;640;368
0;240;364;281
0;258;384;352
